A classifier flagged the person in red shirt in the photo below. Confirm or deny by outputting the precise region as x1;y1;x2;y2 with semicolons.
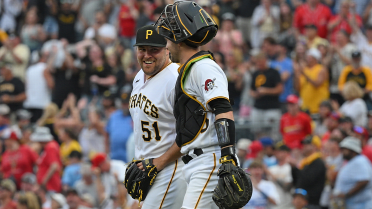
0;128;37;188
280;94;312;149
321;112;341;142
0;179;17;209
118;0;139;46
328;0;362;43
30;127;62;192
353;126;372;163
293;0;332;38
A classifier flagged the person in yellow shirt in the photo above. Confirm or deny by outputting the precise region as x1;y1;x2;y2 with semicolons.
305;24;329;49
59;128;81;165
294;48;329;114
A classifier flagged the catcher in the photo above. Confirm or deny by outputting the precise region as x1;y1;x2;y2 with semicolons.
132;1;252;209
125;25;186;208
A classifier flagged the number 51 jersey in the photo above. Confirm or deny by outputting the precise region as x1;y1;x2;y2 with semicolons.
129;63;179;160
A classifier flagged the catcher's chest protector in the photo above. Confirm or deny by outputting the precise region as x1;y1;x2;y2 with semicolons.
174;51;215;147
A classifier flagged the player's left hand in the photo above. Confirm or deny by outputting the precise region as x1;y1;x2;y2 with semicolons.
124;158;158;202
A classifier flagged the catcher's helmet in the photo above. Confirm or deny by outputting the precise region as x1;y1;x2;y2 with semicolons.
154;1;218;47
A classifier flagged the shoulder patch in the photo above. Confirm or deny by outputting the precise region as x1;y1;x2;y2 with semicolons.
202;78;217;92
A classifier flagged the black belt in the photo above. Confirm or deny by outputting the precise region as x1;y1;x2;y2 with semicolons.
182;148;204;164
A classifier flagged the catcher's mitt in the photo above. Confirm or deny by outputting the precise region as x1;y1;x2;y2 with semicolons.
213;156;253;209
124;158;158;202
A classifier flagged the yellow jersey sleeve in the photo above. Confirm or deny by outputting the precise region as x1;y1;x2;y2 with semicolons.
338;66;352;91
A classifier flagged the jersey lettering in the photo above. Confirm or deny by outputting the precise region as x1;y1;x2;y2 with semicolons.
130;93;159;119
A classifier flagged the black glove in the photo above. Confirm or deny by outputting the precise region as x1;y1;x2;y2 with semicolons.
213;156;253;209
124;158;158;202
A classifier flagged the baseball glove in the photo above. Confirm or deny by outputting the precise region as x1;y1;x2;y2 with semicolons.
124;158;158;202
213;156;253;209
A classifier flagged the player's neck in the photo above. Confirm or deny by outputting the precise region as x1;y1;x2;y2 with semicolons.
180;49;200;65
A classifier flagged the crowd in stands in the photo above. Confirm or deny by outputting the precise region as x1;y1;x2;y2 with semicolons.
1;0;372;208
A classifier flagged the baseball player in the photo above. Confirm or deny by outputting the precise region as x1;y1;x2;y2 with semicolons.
145;1;251;209
127;25;186;208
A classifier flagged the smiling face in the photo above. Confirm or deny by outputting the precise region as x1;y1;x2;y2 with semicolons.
137;45;169;77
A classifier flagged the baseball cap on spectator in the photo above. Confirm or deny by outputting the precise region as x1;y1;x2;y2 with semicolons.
353;126;369;140
222;12;235;21
16;109;32;120
307;48;321;61
286;94;299;104
69;150;82;160
246;141;263;159
0;104;10;116
91;153;107;168
351;51;361;58
275;141;291;152
30;127;53;142
1;127;22;141
259;137;274;147
1;179;16;193
21;173;36;184
293;188;308;199
340;136;362;154
339;116;353;124
237;138;252;150
301;135;321;149
51;193;67;208
66;188;79;195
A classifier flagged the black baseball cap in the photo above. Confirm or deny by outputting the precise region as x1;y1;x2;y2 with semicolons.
352;51;361;58
133;25;167;47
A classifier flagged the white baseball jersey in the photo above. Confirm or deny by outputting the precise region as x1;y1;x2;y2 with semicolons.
181;58;230;154
129;63;179;160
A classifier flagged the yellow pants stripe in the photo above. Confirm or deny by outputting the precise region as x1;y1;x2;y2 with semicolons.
159;160;178;209
194;153;216;209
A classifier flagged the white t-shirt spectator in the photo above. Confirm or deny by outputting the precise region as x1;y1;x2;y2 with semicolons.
243;180;280;209
24;62;51;109
78;127;105;161
0;0;22;31
84;24;117;40
340;98;367;127
269;163;292;209
351;30;372;69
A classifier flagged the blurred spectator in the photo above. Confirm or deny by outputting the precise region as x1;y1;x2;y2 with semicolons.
294;0;332;39
17;192;41;209
51;193;67;209
243;140;264;169
333;137;372;208
78;108;106;161
15;109;32;134
20;10;47;52
0;32;30;80
251;0;279;49
294;135;326;208
105;48;127;98
237;138;252;167
294;48;329;114
0;179;17;209
59;127;82;166
51;0;80;43
66;188;90;209
100;91;117;119
118;0;139;48
224;50;244;110
338;115;354;135
335;0;368;16
319;138;343;208
24;51;55;123
259;137;277;167
328;0;362;44
363;1;372;25
37;103;60;143
238;59;253;117
0;0;23;32
314;101;333;137
243;161;280;209
105;94;132;162
74;163;99;207
303;24;328;50
30;127;62;192
267;143;293;209
322;112;340;142
339;81;368;127
34;184;51;209
338;51;372;109
329;30;355;105
27;0;58;39
291;188;309;209
270;40;294;108
20;173;36;193
261;37;278;62
62;151;82;191
0;128;37;188
235;0;260;44
353;126;372;163
215;13;244;58
250;52;282;138
280;95;312;149
279;2;293;35
0;64;26;113
84;11;117;48
82;44;115;99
